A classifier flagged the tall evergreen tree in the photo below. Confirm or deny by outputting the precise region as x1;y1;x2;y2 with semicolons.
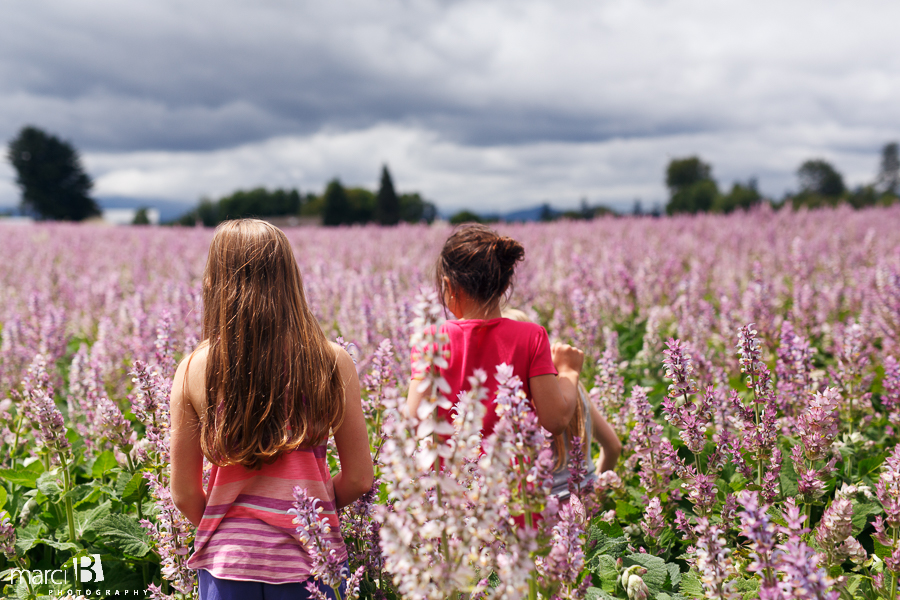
878;142;900;195
322;178;351;226
375;165;400;225
7;125;99;221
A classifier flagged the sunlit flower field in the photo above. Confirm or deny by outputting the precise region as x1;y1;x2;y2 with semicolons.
2;204;900;599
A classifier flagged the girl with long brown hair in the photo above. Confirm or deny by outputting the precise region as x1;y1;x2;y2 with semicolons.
169;219;373;600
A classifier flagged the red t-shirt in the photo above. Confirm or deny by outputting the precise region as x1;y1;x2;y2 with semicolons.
432;317;558;436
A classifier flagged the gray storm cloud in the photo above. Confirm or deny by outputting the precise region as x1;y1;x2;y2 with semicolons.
1;0;898;211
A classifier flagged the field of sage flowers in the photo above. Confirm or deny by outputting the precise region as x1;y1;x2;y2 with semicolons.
1;204;900;599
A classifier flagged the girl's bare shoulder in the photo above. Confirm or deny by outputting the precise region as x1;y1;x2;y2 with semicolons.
175;340;210;415
328;342;354;377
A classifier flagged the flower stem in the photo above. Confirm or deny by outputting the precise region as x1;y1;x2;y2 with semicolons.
892;526;899;600
11;409;25;469
59;453;76;543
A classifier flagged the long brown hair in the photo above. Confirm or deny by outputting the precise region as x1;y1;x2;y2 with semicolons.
199;219;344;469
553;383;589;470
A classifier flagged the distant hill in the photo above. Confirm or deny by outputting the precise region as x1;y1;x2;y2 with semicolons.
501;205;563;222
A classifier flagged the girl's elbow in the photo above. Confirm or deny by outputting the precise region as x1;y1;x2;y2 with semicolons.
351;465;375;498
542;413;570;436
604;438;623;466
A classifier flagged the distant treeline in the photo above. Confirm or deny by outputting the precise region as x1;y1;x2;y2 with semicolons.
176;166;437;226
662;142;900;216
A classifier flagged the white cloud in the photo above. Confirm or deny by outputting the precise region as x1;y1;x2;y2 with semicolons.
0;0;898;212
69;121;890;215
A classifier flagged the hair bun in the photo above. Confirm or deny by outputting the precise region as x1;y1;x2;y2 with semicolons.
496;236;525;267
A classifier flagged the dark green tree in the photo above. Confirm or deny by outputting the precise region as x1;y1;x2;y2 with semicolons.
877;142;899;195
714;179;762;213
666;157;711;190
398;193;437;223
217;187;302;220
539;203;555;222
322;178;351;226
449;209;483;225
132;207;151;225
798;159;845;197
664;156;719;214
375;165;401;225
7;125;100;221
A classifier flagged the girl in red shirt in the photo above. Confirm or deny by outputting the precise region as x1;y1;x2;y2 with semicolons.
407;223;580;437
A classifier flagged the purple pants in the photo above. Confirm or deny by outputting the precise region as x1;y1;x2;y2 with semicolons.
198;569;345;600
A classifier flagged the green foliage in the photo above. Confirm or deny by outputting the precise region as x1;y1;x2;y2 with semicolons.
323;179;352;226
6;125;100;221
797;159;845;198
95;514;150;557
132;208;151;225
449;209;483;225
218;187;302;220
666;157;712;191
375;165;401;225
667;180;719;215
665;157;720;215
398;193;437;223
877;142;899;195
178;187;304;226
714;180;762;213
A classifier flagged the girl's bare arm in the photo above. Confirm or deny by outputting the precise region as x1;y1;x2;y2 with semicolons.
530;373;577;435
589;402;622;472
331;346;375;508
406;377;426;421
169;351;208;527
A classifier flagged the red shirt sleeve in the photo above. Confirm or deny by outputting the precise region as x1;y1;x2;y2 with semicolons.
528;325;558;378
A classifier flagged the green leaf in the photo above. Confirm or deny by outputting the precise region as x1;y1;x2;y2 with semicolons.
96;513;150;557
851;500;882;536
91;451;118;478
666;562;682;590
846;575;864;596
779;457;799;498
0;461;44;488
36;470;63;501
679;570;704;598
623;552;667;592
588;554;619;593
615;499;640;520
874;540;893;559
589;519;624;539
67;501;112;541
858;453;887;477
0;486;7;509
65;483;101;508
586;528;628;557
15;521;46;554
586;588;617;600
117;471;144;504
39;538;80;552
734;577;760;600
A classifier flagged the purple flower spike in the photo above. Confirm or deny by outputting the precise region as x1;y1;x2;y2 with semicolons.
640;497;665;540
290;486;348;593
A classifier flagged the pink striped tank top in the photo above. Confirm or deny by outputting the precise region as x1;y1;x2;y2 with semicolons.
187;445;346;583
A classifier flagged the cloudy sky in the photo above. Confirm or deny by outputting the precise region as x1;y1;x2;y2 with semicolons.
1;0;898;215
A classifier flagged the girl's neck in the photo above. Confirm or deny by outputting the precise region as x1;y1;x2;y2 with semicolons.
458;301;503;321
